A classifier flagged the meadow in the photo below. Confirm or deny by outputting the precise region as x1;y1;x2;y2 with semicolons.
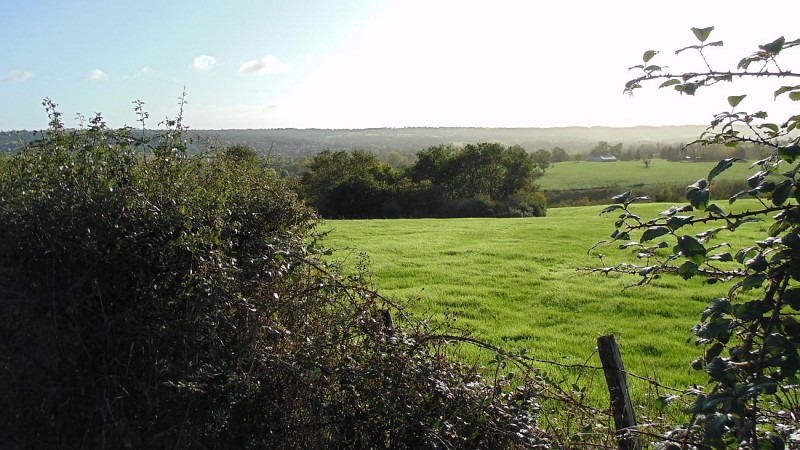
537;158;756;191
321;201;764;403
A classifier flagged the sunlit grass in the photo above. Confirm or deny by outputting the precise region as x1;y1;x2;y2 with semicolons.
320;201;766;404
537;158;756;191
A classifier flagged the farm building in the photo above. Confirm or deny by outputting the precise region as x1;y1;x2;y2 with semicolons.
586;153;618;162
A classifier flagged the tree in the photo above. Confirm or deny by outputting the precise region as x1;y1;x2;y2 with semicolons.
595;28;800;448
221;143;260;164
404;142;546;217
300;149;401;217
532;148;553;172
551;146;569;163
642;153;652;168
590;141;623;158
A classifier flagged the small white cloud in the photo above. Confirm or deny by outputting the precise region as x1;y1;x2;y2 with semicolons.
1;69;33;82
192;55;217;72
86;69;109;81
122;66;154;80
239;55;290;76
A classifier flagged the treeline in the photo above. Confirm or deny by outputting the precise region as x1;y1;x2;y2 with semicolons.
299;142;547;218
574;140;772;162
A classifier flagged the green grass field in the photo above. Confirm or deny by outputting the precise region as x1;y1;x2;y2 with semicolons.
320;202;765;403
537;158;756;191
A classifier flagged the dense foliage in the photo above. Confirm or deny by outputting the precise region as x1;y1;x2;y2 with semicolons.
595;28;800;448
301;143;547;219
0;102;566;448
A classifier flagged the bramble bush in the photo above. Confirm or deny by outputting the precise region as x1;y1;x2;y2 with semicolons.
594;28;800;448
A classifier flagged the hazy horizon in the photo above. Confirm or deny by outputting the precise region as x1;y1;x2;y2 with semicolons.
2;0;797;131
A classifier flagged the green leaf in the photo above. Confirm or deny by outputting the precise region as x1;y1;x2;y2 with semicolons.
702;298;732;321
708;252;733;262
783;233;800;249
611;191;631;204
733;300;772;321
761;432;785;450
747;171;767;188
658;79;680;89
779;145;800;163
772;179;793;206
678;261;699;280
706;204;725;217
654;394;679;410
745;253;769;272
666;215;694;230
759;123;780;134
706;356;737;385
742;273;767;291
790;92;800;101
783;288;800;311
642;50;658;63
677;235;707;263
600;205;623;215
774;85;800;99
791;260;800;282
760;36;786;54
641;226;670;242
691;26;714;43
686;179;709;210
708;158;738;181
675;82;699;95
727;95;746;108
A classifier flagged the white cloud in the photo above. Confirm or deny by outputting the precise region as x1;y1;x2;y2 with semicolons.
86;69;109;81
192;55;217;72
1;70;33;82
121;66;154;80
136;66;153;77
239;55;290;76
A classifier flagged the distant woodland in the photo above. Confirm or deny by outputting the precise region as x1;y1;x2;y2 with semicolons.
0;125;706;156
1;125;770;219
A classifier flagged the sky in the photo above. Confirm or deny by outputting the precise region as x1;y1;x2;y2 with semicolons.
1;0;797;130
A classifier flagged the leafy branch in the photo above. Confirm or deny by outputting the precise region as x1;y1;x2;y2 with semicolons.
593;27;800;449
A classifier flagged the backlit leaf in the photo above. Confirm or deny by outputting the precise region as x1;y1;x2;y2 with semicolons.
774;85;800;99
708;158;737;181
727;95;746;108
691;26;714;43
760;36;786;54
659;79;680;89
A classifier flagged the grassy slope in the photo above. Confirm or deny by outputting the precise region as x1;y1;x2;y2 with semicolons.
321;202;763;401
537;159;754;191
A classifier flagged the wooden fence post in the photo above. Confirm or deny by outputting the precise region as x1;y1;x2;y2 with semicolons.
597;334;641;450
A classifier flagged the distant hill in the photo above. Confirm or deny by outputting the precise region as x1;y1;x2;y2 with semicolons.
1;125;707;156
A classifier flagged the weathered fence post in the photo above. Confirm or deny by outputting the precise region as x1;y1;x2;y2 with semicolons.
597;334;641;450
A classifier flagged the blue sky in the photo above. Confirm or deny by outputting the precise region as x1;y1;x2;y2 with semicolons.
1;0;797;130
